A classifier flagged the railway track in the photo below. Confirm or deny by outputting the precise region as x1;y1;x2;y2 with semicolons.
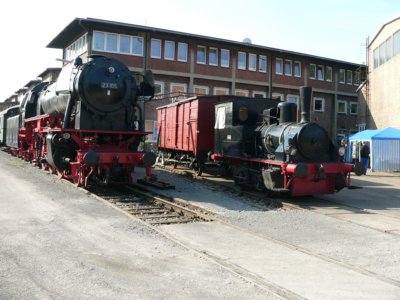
87;185;216;226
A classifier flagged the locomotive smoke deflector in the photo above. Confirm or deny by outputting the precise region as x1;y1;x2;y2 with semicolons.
300;86;312;123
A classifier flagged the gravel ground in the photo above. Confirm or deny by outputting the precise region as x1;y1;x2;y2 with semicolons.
151;167;400;282
0;151;279;300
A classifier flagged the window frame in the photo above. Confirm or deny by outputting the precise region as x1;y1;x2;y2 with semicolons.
235;89;249;96
337;100;347;114
350;101;358;115
259;55;267;73
164;40;175;60
238;51;247;70
132;36;144;56
313;97;325;112
209;47;218;66
325;66;332;82
346;70;353;85
275;58;283;75
309;64;316;79
214;87;229;95
253;91;267;98
177;42;188;62
154;81;164;98
220;49;230;68
284;60;292;76
194;85;209;96
339;69;345;84
197;45;207;64
294;61;301;77
248;53;257;71
317;65;324;81
151;39;162;59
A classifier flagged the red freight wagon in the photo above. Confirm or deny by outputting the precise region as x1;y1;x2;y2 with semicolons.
156;95;232;175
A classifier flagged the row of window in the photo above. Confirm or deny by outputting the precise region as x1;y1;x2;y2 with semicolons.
65;34;88;61
82;31;360;86
373;30;400;69
155;81;358;115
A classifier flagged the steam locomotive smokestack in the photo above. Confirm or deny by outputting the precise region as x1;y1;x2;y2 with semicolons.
300;86;312;123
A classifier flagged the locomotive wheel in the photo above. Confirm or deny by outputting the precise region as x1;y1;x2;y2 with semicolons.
234;167;249;187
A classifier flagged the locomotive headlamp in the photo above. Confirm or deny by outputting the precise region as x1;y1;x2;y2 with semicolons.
107;66;115;74
62;133;71;139
338;146;346;156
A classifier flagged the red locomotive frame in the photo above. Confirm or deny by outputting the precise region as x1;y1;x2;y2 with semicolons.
14;113;152;187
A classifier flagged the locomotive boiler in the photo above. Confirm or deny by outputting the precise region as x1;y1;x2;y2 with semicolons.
5;55;156;187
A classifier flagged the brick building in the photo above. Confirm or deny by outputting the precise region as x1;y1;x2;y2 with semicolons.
359;16;400;130
30;18;363;141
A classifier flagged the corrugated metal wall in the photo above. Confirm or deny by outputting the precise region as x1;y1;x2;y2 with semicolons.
371;140;400;171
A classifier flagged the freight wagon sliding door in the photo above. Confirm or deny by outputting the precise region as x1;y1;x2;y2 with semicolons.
188;101;198;155
166;106;178;150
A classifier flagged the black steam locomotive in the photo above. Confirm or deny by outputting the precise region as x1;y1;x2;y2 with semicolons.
2;55;156;187
212;87;362;196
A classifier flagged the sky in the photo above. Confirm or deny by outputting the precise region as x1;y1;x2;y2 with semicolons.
0;0;399;101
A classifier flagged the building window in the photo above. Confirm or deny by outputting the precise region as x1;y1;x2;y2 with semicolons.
151;39;162;59
197;46;206;64
119;35;131;54
92;31;143;57
287;95;298;105
154;81;164;98
235;89;249;97
394;30;400;56
194;85;209;96
373;48;379;69
106;33;118;52
65;33;88;60
386;36;393;61
379;42;385;65
317;65;324;80
253;91;266;98
350;102;358;115
339;69;345;84
309;64;316;79
354;71;360;85
170;83;187;99
346;70;353;85
325;66;332;82
238;52;246;70
294;61;301;77
337;100;347;114
275;58;283;75
249;54;256;71
209;47;218;66
177;43;188;62
164;41;175;60
214;87;229;95
272;93;284;101
93;31;105;51
284;60;292;76
132;36;144;56
259;55;267;72
221;49;230;67
313;97;325;112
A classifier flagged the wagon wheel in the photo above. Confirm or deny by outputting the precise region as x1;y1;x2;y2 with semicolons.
192;161;204;176
57;170;64;179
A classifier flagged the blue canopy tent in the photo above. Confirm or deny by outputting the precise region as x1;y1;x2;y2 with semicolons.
348;127;400;171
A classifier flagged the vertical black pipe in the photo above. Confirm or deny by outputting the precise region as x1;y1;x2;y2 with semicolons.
300;86;312;123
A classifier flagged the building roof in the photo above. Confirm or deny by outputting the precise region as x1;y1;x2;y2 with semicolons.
369;16;400;47
37;67;61;78
48;17;363;67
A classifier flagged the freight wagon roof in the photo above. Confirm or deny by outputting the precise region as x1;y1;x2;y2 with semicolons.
48;17;363;67
156;95;237;109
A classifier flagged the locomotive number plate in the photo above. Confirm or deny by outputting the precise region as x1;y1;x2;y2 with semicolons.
101;82;118;89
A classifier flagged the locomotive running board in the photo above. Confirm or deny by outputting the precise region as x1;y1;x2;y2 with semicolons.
137;178;175;189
